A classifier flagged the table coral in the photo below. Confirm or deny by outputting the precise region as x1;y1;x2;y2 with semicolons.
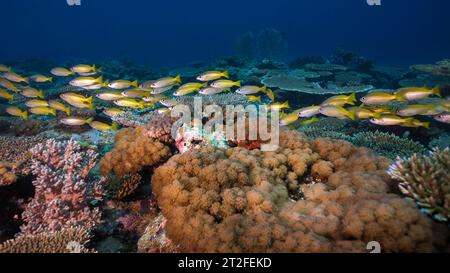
0;227;94;253
388;148;450;222
100;127;172;177
20;139;105;235
152;129;433;253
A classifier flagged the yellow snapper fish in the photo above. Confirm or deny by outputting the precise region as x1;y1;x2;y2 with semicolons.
25;99;49;108
51;67;75;77
60;116;94;126
113;98;154;109
0;78;19;92
31;74;53;83
60;92;93;104
22;87;44;99
96;91;125;101
151;75;182;88
159;98;179;108
139;80;155;91
81;80;109;90
49;100;71;115
3;72;28;83
270;101;290;111
29;107;56;116
434;113;450;124
321;92;356;107
395;86;441;101
348;106;379;119
246;95;261;103
0;89;14;100
423;104;448;116
103;108;124;118
108;80;139;90
197;71;229;82
156;107;171;114
122;89;152;98
360;92;399;105
365;106;397;115
300;116;319;126
71;64;100;74
401;119;430;129
266;88;275;101
77;71;99;76
6;107;28;120
235;85;265;95
69;76;103;87
199;86;229;95
211;79;241;89
88;121;119;132
69;101;94;110
173;83;207;96
369;115;413;126
279;112;300;126
319;106;355;120
396;104;435;117
296;105;321;118
0;64;12;72
150;85;175;94
143;94;169;103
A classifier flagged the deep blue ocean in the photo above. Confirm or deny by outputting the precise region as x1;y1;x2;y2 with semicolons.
3;0;450;67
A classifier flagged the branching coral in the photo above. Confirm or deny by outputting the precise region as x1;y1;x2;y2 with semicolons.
20;139;105;235
152;129;433;253
0;162;17;186
0;228;94;253
0;135;45;176
100;127;172;177
388;148;450;222
115;173;142;200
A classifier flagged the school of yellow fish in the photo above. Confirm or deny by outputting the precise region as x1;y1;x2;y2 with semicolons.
0;62;449;133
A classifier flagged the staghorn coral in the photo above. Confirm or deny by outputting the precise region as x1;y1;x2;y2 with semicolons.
0;228;94;253
20;139;105;235
388;148;450;222
152;129;433;253
100;127;172;177
0;162;17;186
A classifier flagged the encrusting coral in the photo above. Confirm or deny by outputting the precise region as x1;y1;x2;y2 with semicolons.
152;129;433;253
20;139;105;235
0;227;94;253
388;148;450;222
100;127;172;177
0;162;17;186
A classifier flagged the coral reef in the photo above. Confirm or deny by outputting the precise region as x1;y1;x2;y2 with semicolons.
331;49;373;72
100;127;172;177
388;148;450;222
20;139;105;235
175;93;250;110
112;110;162;128
0;228;94;253
0;162;17;187
12;119;45;136
137;213;179;253
411;59;450;77
430;134;450;150
152;129;433;253
114;174;142;200
144;114;176;145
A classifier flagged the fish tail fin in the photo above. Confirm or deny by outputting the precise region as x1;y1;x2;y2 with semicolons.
236;81;241;87
86;96;93;104
38;90;45;99
349;92;356;105
422;121;430;129
404;118;414;124
65;108;71;116
86;117;94;124
373;113;382;119
261;85;267;93
111;122;119;131
433;86;441;97
50;108;57;116
24;77;29;84
284;101;290;108
132;80;138;87
97;67;103;73
223;71;229;79
96;75;103;83
395;93;407;101
256;96;261;102
347;109;356;120
175;75;181;84
88;103;95;110
92;64;96;71
49;77;53;82
22;111;29;120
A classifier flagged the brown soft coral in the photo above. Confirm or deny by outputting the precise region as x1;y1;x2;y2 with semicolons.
151;129;433;253
0;162;17;186
100;127;172;177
